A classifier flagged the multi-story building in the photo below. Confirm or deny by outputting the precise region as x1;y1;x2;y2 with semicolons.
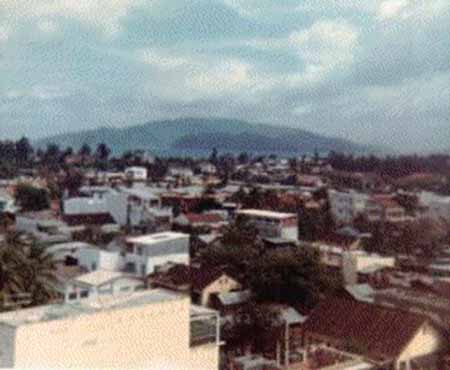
236;209;298;241
328;189;368;225
0;289;220;369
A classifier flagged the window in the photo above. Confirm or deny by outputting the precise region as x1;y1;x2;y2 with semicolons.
91;262;97;271
136;246;143;256
80;290;89;298
68;292;77;300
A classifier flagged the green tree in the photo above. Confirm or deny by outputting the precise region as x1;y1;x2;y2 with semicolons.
248;249;333;308
15;184;50;211
15;137;33;165
0;234;57;310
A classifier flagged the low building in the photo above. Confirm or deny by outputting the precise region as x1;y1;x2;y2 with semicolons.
365;195;406;223
0;289;220;369
64;270;144;303
302;298;447;369
236;209;298;241
124;166;148;182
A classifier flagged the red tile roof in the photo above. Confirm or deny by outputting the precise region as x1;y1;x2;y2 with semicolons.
184;213;225;224
303;297;428;363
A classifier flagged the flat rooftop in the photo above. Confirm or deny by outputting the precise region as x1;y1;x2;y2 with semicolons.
237;209;297;219
0;289;182;328
127;232;189;245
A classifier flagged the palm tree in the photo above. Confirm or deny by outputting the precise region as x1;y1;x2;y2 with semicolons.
0;234;57;310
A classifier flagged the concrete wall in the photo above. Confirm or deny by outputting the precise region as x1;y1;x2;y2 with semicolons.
0;323;15;368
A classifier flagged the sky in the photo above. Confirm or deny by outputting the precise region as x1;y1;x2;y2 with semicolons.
0;0;448;153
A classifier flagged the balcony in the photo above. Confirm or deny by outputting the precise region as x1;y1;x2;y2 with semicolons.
190;305;220;347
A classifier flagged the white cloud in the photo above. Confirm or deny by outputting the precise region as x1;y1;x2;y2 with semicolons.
377;0;408;20
289;20;359;76
2;0;149;36
136;49;187;70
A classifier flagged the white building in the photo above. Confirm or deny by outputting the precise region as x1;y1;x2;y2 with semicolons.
78;246;124;272
236;209;298;241
419;191;450;223
125;232;190;276
63;185;166;227
64;270;144;303
342;251;396;285
0;289;220;369
0;191;16;214
328;189;369;225
125;166;148;182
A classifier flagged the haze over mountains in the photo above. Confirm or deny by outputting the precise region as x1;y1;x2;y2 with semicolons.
36;118;375;157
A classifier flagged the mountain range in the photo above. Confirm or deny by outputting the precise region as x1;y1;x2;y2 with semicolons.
36;117;377;157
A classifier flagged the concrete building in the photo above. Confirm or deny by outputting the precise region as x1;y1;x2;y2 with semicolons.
125;232;190;276
78;246;123;272
419;191;450;223
328;189;368;225
0;289;220;369
365;195;406;223
236;209;298;241
342;251;396;285
64;270;144;303
125;166;148;182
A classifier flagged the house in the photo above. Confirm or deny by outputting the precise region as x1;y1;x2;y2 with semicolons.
302;298;447;369
124;166;148;182
149;264;243;307
124;232;190;276
174;212;227;231
63;270;144;303
191;267;243;306
419;191;450;223
365;195;406;223
0;289;220;369
236;209;298;241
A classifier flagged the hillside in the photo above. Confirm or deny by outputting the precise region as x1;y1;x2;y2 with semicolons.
36;117;372;156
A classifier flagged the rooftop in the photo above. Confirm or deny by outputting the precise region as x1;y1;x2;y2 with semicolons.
127;231;189;245
72;270;134;287
0;289;182;327
237;209;297;219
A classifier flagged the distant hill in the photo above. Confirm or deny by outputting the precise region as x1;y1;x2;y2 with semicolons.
36;117;375;156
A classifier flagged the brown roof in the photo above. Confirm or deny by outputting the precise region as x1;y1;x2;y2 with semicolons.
151;264;238;292
184;213;225;224
303;297;428;363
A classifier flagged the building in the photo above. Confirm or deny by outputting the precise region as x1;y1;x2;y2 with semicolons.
419;191;450;223
365;195;406;223
236;209;298;241
0;289;220;369
64;270;144;303
125;232;190;276
124;166;148;182
174;212;228;231
342;251;396;285
302;298;447;369
328;190;368;225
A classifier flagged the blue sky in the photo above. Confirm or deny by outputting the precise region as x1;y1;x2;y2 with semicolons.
0;0;448;152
